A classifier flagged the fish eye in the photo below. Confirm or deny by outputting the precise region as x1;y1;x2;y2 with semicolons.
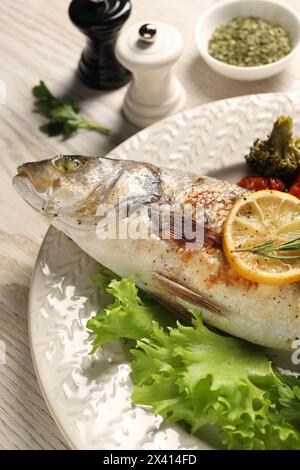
52;155;86;173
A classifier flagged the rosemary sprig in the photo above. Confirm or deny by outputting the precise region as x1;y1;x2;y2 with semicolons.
233;237;300;260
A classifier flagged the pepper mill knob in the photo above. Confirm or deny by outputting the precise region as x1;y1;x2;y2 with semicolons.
139;24;157;44
116;21;186;128
69;0;132;90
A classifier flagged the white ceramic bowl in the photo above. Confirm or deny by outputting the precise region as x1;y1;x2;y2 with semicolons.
195;0;300;81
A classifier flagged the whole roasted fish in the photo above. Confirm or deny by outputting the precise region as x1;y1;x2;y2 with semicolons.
13;155;300;351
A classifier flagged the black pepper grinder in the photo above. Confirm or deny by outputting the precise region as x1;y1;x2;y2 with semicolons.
69;0;132;90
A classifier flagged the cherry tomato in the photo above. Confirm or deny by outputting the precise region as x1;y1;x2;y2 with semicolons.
289;174;300;199
238;176;285;192
268;178;286;192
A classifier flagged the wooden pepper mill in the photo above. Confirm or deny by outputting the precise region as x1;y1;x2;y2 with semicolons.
69;0;132;90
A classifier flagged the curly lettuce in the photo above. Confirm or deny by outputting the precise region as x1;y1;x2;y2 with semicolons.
87;268;300;450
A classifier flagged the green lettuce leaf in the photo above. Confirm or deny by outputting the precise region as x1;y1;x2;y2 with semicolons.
131;317;300;450
87;273;168;353
87;268;300;450
90;265;119;291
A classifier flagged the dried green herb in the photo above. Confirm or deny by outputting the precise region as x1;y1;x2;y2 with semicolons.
209;17;293;67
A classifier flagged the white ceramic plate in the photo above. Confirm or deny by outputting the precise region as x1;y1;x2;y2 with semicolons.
29;93;300;450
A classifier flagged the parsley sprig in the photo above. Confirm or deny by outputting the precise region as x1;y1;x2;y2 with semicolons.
234;237;300;260
32;81;110;140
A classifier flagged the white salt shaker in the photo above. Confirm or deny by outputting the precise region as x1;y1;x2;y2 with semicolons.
116;21;186;128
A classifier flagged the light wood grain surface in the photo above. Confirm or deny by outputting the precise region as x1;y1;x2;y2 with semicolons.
0;0;300;450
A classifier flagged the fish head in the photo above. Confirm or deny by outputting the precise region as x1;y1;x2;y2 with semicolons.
13;155;124;230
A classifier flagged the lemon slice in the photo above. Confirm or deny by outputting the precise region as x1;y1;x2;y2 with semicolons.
223;190;300;286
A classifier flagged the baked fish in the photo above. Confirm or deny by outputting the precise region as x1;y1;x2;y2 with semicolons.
13;155;300;351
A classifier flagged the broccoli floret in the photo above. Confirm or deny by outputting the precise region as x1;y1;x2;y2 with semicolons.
245;115;300;182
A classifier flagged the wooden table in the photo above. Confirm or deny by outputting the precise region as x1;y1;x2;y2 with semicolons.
0;0;300;450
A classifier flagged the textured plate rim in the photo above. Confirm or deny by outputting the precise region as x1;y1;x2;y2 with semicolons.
109;90;297;157
28;225;76;450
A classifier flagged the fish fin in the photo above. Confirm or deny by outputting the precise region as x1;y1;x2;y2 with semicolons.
152;272;227;317
149;205;221;249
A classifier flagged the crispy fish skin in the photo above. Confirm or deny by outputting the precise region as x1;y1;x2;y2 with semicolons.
13;155;300;351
